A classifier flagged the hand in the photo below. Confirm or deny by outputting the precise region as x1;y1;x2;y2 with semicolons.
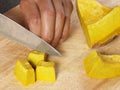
20;0;73;47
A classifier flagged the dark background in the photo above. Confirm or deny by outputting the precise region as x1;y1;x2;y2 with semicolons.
0;0;20;13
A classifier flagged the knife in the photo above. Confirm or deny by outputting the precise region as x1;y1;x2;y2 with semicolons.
0;14;61;56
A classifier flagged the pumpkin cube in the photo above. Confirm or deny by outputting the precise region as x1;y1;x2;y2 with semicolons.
14;60;35;86
28;50;46;67
36;61;56;82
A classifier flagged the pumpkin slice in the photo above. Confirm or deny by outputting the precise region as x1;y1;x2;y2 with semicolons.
76;0;120;47
84;51;120;78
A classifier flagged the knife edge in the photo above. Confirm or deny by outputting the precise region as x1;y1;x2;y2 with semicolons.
0;14;61;56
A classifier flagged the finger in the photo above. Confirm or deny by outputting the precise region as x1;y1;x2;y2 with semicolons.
35;0;55;43
60;17;70;42
61;0;73;42
20;0;41;36
51;0;65;47
62;0;73;17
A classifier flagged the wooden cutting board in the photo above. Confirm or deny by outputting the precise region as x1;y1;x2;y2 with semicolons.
1;0;120;90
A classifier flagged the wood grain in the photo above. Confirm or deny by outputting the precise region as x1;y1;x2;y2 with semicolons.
1;0;120;90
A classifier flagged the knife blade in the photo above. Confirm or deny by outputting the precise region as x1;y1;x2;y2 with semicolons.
0;14;61;56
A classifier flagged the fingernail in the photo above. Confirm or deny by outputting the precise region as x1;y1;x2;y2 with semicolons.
60;39;64;43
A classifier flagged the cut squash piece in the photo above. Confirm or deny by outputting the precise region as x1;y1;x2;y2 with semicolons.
36;61;56;82
87;6;120;47
84;51;120;78
76;0;111;25
14;60;35;86
76;0;120;47
28;50;46;68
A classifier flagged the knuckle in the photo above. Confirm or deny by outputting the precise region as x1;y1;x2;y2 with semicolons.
42;36;53;43
20;0;24;4
42;8;56;17
27;14;40;24
35;0;42;5
56;10;65;19
20;0;26;8
35;0;40;3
